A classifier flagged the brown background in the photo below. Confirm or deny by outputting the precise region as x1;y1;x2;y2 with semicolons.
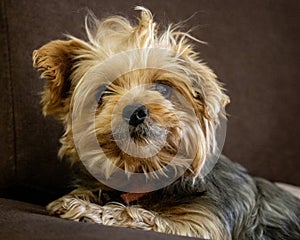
1;0;299;202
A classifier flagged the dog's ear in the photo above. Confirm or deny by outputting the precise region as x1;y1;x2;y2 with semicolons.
189;63;230;177
188;62;229;122
33;40;87;119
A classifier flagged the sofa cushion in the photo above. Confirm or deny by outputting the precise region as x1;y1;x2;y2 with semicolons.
0;198;200;240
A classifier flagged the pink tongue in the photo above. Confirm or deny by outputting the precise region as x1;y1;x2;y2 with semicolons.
120;183;152;204
120;192;148;204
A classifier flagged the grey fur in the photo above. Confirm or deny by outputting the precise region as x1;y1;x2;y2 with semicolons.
136;156;300;239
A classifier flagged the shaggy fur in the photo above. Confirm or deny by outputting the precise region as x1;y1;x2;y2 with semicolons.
33;7;300;240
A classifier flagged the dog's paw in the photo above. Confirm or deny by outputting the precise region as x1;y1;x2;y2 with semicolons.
47;196;103;223
101;203;158;230
47;196;160;229
46;196;72;216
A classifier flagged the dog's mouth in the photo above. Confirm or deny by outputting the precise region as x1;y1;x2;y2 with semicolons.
116;119;167;143
113;118;169;154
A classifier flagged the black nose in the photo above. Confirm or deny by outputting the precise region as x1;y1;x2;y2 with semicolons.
122;104;148;126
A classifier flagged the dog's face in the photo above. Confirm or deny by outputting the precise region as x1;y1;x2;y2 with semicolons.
33;7;229;190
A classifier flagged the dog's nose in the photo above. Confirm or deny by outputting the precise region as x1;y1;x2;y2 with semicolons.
122;104;148;126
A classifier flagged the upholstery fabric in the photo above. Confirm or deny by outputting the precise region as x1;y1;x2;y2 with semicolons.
0;198;199;240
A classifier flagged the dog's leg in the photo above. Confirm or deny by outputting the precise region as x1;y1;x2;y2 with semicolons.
46;188;103;223
100;203;157;230
48;196;228;238
100;203;228;239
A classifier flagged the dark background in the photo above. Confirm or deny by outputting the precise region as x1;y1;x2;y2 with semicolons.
1;0;299;204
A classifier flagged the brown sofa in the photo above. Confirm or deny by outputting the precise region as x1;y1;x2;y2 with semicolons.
1;0;299;239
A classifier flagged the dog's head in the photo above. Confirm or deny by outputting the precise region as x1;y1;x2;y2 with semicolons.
33;7;229;191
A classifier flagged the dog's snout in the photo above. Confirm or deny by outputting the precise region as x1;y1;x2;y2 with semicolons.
122;104;148;126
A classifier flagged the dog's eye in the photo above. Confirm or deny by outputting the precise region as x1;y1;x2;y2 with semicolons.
155;83;172;98
96;85;108;105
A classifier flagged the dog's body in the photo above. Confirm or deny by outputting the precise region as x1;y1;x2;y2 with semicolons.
33;7;300;240
49;156;300;239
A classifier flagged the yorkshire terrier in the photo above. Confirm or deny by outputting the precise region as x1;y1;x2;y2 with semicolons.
33;7;300;240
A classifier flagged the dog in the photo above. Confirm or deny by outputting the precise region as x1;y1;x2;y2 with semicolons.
33;6;300;240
